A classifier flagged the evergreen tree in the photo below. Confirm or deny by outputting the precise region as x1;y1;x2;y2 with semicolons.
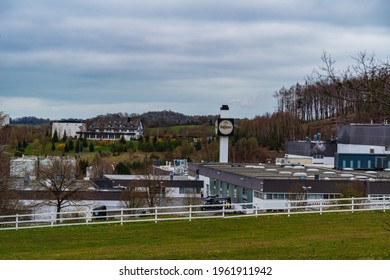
62;131;67;142
68;140;74;151
79;159;89;176
52;129;59;143
82;138;88;148
119;136;126;145
116;162;131;174
64;142;69;153
75;140;82;153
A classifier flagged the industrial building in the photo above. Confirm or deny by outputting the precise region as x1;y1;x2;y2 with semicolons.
189;162;390;210
189;113;390;211
283;123;390;170
335;124;390;170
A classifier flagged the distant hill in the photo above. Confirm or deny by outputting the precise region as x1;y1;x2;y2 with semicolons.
10;116;51;125
9;110;218;127
139;110;217;127
84;111;218;128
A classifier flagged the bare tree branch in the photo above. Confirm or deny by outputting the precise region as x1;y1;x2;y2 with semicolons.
35;156;90;214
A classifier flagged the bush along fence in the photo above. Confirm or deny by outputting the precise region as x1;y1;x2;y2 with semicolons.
0;196;390;230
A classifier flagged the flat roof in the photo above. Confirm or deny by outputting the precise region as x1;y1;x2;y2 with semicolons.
190;162;390;181
189;162;390;194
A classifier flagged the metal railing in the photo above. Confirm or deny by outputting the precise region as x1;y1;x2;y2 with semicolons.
0;197;389;230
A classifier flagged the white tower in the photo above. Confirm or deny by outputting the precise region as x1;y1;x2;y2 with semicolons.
217;105;233;163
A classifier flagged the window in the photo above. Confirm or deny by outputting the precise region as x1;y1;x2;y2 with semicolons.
254;191;263;199
179;187;200;194
370;148;375;154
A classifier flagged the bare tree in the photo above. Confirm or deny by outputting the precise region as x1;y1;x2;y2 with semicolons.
35;156;90;215
183;189;202;207
120;186;147;210
0;153;30;216
90;154;114;178
0;115;30;216
136;174;172;208
317;50;390;120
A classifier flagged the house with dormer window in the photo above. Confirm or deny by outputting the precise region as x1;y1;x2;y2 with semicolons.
79;116;143;141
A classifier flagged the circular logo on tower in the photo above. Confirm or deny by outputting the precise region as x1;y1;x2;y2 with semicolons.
218;119;234;136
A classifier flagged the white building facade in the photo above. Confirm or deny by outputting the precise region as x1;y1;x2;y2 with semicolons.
52;121;86;139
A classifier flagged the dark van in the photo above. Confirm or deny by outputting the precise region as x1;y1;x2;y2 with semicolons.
92;205;107;220
201;196;231;211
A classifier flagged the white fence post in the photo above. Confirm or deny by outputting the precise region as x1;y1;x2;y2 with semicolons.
121;208;124;225
383;196;386;213
320;199;323;215
155;206;158;223
86;211;89;225
287;202;291;217
51;212;55;227
16;214;19;230
189;205;192;222
351;197;354;214
222;204;225;218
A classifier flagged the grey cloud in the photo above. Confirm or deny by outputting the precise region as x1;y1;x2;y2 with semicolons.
0;0;389;119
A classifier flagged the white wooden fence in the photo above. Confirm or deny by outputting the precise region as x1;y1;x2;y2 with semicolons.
0;196;389;230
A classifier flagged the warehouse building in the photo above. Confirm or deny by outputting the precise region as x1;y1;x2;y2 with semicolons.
189;162;390;210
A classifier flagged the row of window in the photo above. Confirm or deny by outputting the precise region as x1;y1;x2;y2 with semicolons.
255;192;340;200
95;129;136;133
369;195;390;200
210;182;248;198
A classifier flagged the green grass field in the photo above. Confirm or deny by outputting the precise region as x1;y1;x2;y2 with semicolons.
1;211;390;260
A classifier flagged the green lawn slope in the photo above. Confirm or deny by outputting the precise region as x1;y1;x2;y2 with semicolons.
1;211;390;260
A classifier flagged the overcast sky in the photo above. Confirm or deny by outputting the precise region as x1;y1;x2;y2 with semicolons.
1;0;389;120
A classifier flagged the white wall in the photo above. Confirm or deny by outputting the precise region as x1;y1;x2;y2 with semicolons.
52;122;86;138
253;197;289;210
338;144;390;154
10;156;38;178
0;114;10;126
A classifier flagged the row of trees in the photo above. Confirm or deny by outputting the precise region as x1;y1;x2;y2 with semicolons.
274;51;390;123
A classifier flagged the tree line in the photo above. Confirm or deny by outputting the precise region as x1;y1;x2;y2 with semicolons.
273;51;390;124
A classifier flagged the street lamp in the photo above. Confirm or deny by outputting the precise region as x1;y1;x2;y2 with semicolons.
302;186;312;201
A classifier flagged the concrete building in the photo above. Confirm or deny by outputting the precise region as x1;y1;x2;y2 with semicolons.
282;140;337;166
89;174;204;207
10;156;77;181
